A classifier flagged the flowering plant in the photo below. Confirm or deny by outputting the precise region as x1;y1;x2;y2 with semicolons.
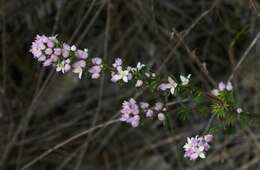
30;34;252;160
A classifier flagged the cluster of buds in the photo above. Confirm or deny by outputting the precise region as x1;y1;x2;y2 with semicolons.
211;81;233;96
119;98;166;128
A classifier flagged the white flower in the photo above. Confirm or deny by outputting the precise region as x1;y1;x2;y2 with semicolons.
236;108;243;114
158;113;165;121
111;66;132;83
135;80;143;87
159;77;178;95
180;74;191;86
70;45;77;51
192;146;206;159
73;67;83;79
131;62;145;72
226;81;233;91
136;62;145;70
72;60;86;79
211;89;219;96
145;73;150;78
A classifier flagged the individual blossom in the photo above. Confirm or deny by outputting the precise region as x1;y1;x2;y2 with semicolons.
145;72;150;78
120;98;140;127
70;45;77;51
140;102;149;109
158;113;165;121
236;107;243;114
146;109;154;117
131;62;145;72
88;57;102;79
226;81;233;91
218;81;226;91
56;59;71;73
211;89;220;96
72;60;86;79
154;102;163;111
135;80;143;87
183;134;213;160
75;49;88;59
159;77;178;95
62;43;70;58
204;134;213;142
111;66;132;83
180;74;191;86
112;58;123;68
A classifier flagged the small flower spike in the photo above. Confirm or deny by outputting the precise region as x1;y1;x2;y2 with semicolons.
30;35;89;78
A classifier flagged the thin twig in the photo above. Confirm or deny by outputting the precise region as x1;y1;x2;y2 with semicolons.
21;119;120;170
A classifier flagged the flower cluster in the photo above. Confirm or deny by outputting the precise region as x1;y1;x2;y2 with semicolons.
211;81;233;96
30;35;58;66
111;58;133;83
120;98;140;127
140;101;166;121
120;98;166;128
30;35;89;79
183;134;213;160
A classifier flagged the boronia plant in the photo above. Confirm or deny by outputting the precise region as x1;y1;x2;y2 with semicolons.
30;34;252;160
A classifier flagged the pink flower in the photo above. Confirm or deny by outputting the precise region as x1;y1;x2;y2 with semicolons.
211;81;233;96
183;134;213;160
43;59;53;67
204;134;213;142
72;60;86;79
218;82;226;91
154;102;163;111
92;57;102;65
146;109;154;117
62;49;70;58
120;98;140;127
76;49;88;59
88;65;101;79
54;48;62;56
159;77;178;95
38;55;46;62
45;48;53;55
30;35;57;61
50;54;58;62
112;58;122;68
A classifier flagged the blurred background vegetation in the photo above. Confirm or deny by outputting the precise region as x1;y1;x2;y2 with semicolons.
1;0;260;169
